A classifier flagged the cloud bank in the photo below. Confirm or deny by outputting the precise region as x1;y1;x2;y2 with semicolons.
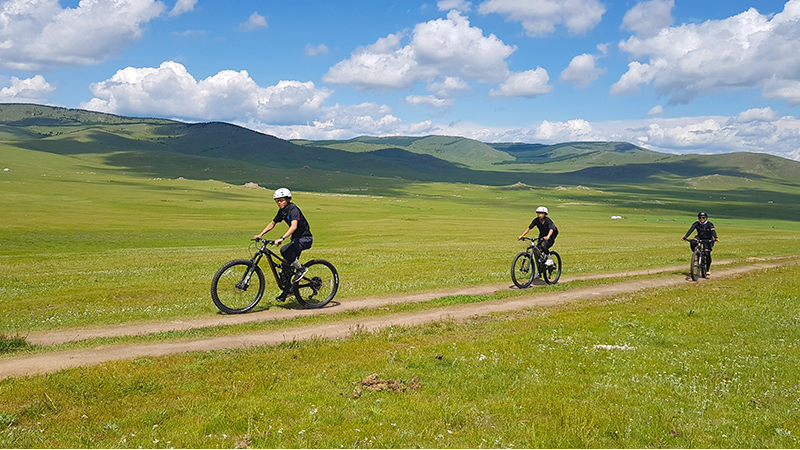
0;0;171;71
613;0;800;106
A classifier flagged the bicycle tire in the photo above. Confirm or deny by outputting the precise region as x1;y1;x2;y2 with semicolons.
511;252;535;288
700;250;708;278
293;259;339;308
211;259;265;314
543;251;562;285
690;250;701;281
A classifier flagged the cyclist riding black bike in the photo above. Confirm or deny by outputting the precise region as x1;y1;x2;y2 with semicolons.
518;206;558;276
254;188;313;300
681;211;719;273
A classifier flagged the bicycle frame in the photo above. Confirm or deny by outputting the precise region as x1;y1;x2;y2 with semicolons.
244;239;291;292
521;237;546;267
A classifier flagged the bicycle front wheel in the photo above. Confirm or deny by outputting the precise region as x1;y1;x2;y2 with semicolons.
211;259;265;314
543;251;562;285
511;252;535;288
690;251;701;281
293;259;339;308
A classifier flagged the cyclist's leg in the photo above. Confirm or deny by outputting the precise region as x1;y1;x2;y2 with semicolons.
705;240;713;269
280;240;302;267
282;237;313;282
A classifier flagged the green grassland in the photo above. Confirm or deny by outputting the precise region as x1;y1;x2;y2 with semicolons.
1;104;800;447
3;138;800;334
1;104;800;333
1;264;798;448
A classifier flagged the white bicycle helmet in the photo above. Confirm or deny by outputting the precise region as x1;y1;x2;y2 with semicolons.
536;206;548;214
273;188;292;199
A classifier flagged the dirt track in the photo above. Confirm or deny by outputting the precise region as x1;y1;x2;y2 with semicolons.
1;256;797;380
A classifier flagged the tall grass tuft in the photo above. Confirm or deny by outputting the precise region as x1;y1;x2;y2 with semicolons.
0;333;31;353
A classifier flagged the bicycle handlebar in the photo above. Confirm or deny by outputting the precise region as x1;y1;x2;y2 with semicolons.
253;237;277;245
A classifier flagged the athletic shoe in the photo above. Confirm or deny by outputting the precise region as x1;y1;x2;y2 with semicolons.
545;256;554;266
292;266;308;283
275;291;288;301
534;272;541;279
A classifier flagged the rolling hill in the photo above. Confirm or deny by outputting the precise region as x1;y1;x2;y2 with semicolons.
2;103;800;193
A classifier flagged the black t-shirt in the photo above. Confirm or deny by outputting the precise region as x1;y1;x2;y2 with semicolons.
273;203;312;239
684;220;717;241
529;216;558;239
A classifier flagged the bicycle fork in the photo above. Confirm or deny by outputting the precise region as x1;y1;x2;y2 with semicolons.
237;255;264;290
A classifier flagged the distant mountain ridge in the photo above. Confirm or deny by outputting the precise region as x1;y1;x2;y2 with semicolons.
2;103;799;188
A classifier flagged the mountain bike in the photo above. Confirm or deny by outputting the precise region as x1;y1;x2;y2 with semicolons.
211;238;339;313
687;238;711;281
511;237;562;288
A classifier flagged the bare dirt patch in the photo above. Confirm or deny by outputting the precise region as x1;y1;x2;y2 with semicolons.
350;374;423;398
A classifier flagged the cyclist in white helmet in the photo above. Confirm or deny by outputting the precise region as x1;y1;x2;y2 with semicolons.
255;188;313;299
518;206;559;270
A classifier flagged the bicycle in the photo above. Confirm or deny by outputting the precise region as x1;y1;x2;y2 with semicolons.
511;237;562;288
686;237;711;281
211;238;339;313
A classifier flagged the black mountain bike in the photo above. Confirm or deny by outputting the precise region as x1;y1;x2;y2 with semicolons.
688;238;710;281
211;238;339;313
511;237;562;288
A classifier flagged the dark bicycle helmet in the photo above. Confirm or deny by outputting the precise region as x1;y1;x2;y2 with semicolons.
698;211;708;219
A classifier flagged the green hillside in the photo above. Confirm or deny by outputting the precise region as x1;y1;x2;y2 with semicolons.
3;103;800;196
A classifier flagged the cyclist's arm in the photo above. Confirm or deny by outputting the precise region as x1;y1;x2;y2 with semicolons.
682;223;697;240
275;220;299;244
255;221;277;239
518;227;531;240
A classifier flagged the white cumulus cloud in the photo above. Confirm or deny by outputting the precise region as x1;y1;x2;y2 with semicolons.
438;0;472;12
405;94;455;109
0;0;167;71
323;11;514;91
427;76;470;97
169;0;196;17
621;0;674;38
477;0;606;36
614;0;800;106
646;105;664;117
489;68;553;98
560;53;606;88
305;44;329;56
81;61;331;125
0;75;55;102
240;12;268;31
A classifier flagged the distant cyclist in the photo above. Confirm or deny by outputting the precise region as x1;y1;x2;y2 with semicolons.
518;206;558;268
681;211;719;272
254;188;313;299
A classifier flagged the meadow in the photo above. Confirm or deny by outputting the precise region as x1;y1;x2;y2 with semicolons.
1;264;798;448
3;142;800;335
2;111;800;447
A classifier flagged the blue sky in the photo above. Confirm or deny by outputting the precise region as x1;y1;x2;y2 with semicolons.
1;0;799;160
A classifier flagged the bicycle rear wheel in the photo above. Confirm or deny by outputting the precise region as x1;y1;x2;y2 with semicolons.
511;252;535;288
690;250;702;281
293;259;339;308
543;251;562;285
211;259;265;314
